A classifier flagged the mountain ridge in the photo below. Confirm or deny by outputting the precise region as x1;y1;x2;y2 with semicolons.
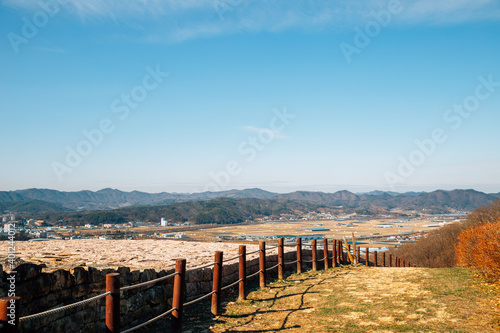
0;187;497;214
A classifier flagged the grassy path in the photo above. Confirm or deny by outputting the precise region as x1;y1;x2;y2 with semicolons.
182;266;500;333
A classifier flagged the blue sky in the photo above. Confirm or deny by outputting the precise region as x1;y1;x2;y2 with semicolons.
1;0;500;194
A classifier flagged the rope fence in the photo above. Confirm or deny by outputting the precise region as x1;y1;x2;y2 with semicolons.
186;261;217;272
18;291;111;322
121;307;177;333
121;272;179;292
3;237;410;332
223;254;243;263
265;263;279;271
246;269;263;279
183;291;216;307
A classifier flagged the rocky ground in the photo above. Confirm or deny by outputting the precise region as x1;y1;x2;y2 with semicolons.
0;239;272;272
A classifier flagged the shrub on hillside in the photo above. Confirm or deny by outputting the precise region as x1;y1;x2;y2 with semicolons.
390;223;463;267
455;219;500;281
390;199;500;268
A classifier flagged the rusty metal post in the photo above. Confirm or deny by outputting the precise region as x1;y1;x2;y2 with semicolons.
278;238;284;280
356;247;360;264
312;239;317;271
389;254;392;267
106;273;120;333
323;238;329;270
212;251;223;316
172;258;186;333
0;297;20;333
259;241;266;288
296;237;302;274
382;252;386;267
366;248;370;267
374;251;378;267
332;240;337;267
238;245;246;300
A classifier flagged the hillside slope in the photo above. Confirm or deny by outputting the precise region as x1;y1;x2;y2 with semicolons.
184;266;500;333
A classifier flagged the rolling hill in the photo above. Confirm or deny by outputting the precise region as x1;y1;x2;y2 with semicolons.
0;188;497;215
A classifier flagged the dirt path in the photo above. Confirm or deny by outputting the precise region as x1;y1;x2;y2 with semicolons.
189;266;500;333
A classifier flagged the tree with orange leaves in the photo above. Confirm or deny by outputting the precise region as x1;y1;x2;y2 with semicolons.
456;219;500;281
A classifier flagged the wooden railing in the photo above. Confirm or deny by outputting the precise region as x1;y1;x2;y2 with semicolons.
0;238;411;332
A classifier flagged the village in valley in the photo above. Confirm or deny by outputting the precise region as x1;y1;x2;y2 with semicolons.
1;208;468;252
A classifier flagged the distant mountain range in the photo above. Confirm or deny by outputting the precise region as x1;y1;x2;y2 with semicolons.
0;188;499;215
0;188;277;211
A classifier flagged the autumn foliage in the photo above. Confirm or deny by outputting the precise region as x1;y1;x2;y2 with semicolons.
390;200;500;268
455;219;500;281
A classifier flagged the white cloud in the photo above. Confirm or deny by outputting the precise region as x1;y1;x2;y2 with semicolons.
3;0;500;42
399;0;500;24
244;125;287;139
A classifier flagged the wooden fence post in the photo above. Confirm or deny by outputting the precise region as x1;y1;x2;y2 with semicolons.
338;241;343;265
323;238;329;270
382;252;386;267
347;244;351;264
278;238;284;280
212;251;223;316
106;273;120;333
357;247;360;265
312;239;317;271
172;258;186;333
366;248;370;267
296;238;302;274
259;241;266;288
0;297;20;333
389;254;392;267
374;251;378;267
239;245;246;300
332;240;337;267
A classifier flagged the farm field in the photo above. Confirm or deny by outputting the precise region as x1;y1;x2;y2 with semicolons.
177;217;461;248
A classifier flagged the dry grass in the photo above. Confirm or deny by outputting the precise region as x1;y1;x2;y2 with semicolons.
178;266;500;333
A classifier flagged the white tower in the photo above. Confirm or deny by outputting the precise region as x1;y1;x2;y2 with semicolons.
161;218;168;227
